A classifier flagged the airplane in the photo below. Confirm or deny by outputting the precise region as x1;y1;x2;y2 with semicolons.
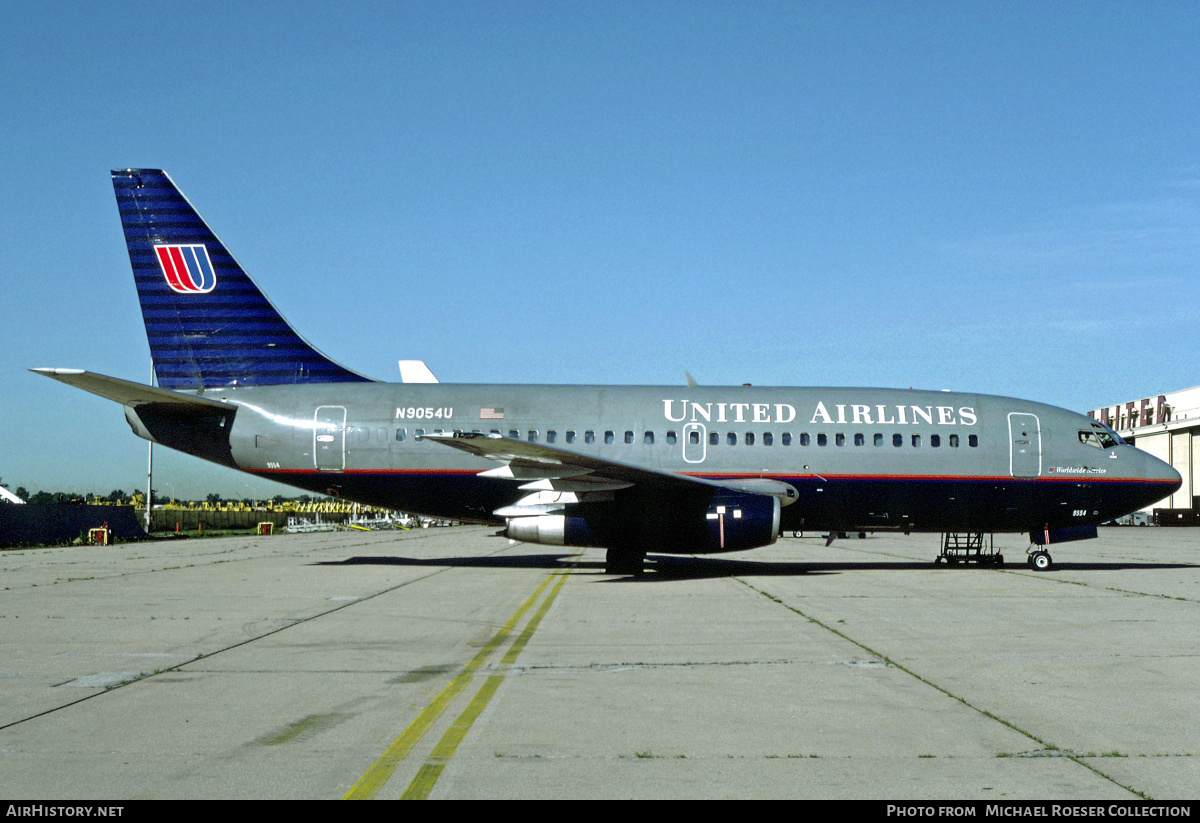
34;169;1182;575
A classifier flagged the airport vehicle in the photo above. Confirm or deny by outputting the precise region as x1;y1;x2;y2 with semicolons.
35;170;1182;574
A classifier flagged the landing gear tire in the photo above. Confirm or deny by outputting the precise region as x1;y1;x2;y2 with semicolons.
605;549;646;576
1029;551;1052;572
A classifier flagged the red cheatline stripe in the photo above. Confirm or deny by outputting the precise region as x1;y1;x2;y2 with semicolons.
246;467;1171;486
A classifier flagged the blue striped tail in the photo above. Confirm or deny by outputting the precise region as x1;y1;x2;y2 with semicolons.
112;169;373;389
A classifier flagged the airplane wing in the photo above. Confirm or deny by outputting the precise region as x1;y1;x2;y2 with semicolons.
31;369;232;416
422;431;797;508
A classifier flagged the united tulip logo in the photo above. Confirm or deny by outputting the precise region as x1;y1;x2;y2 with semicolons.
154;244;216;294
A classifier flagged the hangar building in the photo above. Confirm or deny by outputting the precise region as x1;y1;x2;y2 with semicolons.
1090;386;1200;513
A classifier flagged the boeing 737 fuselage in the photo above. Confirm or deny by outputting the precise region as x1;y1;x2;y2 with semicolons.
35;170;1181;574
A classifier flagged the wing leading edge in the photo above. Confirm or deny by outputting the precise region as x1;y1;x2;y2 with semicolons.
424;432;788;560
422;431;798;506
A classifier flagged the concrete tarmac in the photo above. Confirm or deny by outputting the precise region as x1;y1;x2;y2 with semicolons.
1;525;1197;799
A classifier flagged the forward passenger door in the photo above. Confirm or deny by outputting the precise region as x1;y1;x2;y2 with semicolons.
1008;412;1041;478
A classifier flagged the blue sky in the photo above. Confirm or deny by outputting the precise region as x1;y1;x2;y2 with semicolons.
2;1;1198;499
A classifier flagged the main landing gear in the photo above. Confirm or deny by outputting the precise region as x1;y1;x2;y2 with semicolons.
605;548;647;576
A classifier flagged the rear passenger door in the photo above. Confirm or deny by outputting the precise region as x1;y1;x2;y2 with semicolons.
314;406;347;472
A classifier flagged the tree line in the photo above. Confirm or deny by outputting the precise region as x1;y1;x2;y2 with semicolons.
1;486;332;507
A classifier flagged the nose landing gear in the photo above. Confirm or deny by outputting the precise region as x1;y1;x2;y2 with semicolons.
1027;550;1053;571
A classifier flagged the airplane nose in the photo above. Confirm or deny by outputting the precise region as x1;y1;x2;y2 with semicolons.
1141;450;1182;500
1162;460;1183;490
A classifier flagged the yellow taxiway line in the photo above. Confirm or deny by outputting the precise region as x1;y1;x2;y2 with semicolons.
345;560;575;800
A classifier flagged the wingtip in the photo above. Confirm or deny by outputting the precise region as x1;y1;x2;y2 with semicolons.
31;367;85;376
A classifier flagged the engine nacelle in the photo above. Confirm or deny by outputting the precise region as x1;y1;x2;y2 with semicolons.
704;490;781;552
505;514;600;546
504;490;780;554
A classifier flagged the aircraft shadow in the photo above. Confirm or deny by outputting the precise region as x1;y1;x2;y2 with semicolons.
314;553;577;570
643;556;1200;580
316;553;1200;582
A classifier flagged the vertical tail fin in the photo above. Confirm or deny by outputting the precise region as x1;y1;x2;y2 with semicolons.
112;169;373;389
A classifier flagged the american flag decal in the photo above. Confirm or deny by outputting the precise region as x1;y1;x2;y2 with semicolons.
154;244;216;294
480;407;505;420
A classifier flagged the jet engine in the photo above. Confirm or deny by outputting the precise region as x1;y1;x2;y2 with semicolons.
504;489;780;555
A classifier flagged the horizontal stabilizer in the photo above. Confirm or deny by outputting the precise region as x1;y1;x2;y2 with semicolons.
31;369;231;415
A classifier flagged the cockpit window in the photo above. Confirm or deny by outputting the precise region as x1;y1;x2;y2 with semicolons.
1080;428;1121;449
1094;423;1124;447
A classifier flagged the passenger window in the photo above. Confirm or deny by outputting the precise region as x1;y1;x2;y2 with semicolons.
912;434;921;447
854;433;864;446
690;430;700;445
604;431;614;444
415;428;425;441
949;434;960;448
893;434;902;447
585;430;595;444
644;432;654;445
782;433;792;446
727;432;737;446
817;433;827;447
835;433;845;447
746;432;755;446
395;428;407;442
763;432;773;446
968;435;978;448
566;430;576;443
546;431;556;444
509;430;520;439
528;430;539;443
624;431;634;444
710;432;719;446
666;431;677;445
874;433;883;446
930;434;940;447
800;433;811;446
